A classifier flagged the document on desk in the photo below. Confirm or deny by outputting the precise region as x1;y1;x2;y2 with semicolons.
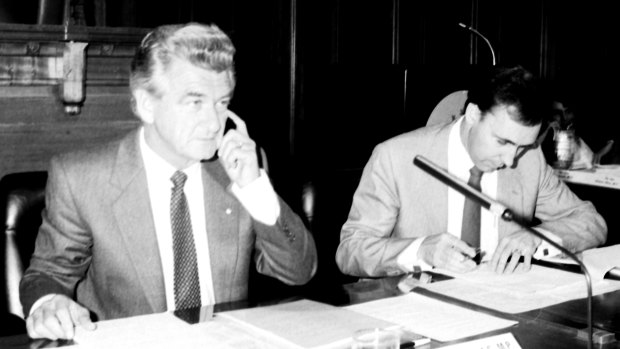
72;311;284;349
422;264;620;313
217;299;400;349
582;244;620;280
345;293;517;342
537;244;620;281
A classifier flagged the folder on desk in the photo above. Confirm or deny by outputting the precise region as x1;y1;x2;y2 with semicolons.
217;299;426;349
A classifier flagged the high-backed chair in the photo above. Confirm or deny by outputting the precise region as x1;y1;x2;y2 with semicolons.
427;90;468;126
0;171;48;336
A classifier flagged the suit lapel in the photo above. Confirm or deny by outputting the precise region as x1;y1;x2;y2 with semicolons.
425;123;452;233
110;130;166;312
201;160;240;303
497;169;525;237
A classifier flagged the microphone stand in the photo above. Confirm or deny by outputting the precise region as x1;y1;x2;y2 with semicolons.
458;23;496;66
413;155;593;349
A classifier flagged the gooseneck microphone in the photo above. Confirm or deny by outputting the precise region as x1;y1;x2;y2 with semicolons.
458;23;497;66
413;155;593;349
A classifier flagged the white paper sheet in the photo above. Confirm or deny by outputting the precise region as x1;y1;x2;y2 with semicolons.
423;264;620;313
345;293;517;342
537;244;620;281
582;244;620;280
72;311;283;349
218;299;398;349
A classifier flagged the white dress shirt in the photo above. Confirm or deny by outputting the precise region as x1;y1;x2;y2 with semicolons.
397;116;560;271
140;128;280;310
140;132;216;310
446;116;499;262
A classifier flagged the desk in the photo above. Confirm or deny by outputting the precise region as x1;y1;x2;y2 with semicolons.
555;166;620;246
555;166;620;190
340;275;620;349
1;275;619;349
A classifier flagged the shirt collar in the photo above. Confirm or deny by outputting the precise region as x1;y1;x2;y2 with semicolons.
139;127;201;185
449;116;475;172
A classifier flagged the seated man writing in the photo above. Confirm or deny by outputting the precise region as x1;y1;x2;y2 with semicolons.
336;65;606;278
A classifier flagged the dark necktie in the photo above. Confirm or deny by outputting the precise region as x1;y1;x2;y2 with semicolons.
170;171;201;311
461;166;484;248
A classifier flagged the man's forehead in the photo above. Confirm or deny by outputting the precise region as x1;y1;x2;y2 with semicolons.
485;106;541;146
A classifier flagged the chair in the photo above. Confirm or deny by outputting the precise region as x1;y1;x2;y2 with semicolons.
0;171;47;336
427;90;468;126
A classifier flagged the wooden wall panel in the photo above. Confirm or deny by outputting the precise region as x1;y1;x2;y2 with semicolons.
0;86;140;179
0;24;146;179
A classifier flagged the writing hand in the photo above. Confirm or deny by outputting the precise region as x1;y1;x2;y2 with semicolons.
26;294;96;340
489;230;541;274
218;110;260;187
419;233;478;273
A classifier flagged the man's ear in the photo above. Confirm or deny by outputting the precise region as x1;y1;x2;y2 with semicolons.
133;89;155;124
464;103;482;124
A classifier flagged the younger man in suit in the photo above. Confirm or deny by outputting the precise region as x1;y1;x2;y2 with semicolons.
20;22;317;340
336;66;606;278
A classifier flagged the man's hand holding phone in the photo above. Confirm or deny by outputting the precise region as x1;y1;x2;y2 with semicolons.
218;111;260;187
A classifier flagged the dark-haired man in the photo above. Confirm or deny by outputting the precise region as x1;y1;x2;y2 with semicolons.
336;66;605;278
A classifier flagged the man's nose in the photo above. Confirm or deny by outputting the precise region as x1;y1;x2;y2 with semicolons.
201;104;221;132
501;146;518;168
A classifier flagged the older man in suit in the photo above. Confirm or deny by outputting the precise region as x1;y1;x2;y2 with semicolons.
336;66;606;278
20;23;317;340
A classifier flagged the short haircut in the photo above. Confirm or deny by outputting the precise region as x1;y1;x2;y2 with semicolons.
129;22;236;98
466;65;548;126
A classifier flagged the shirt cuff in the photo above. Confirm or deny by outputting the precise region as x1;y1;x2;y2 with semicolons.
533;228;564;259
396;236;434;272
29;294;58;316
230;169;280;225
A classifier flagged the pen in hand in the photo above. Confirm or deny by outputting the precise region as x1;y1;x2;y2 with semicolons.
462;248;483;265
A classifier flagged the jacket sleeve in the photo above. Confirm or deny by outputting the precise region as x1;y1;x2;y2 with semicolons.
19;156;93;316
336;143;419;278
533;149;607;252
252;196;317;285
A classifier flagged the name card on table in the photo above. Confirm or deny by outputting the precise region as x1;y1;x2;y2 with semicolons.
441;333;521;349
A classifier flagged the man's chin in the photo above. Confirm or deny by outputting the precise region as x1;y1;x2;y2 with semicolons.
194;143;218;162
199;150;218;162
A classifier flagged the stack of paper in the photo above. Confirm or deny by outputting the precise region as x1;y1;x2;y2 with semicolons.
73;312;232;349
423;263;620;313
345;293;517;342
73;311;294;349
217;299;402;349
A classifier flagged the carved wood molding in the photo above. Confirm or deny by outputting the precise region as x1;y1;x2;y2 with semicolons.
0;23;148;87
0;23;149;43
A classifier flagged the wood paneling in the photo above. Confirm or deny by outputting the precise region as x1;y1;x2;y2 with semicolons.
0;24;146;179
0;86;140;178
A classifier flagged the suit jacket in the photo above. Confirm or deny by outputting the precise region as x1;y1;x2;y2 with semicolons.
336;120;607;277
20;129;317;320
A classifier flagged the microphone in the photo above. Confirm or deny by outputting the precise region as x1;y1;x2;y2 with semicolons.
458;23;496;66
413;155;594;349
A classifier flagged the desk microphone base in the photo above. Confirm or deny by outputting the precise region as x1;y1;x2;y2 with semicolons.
577;328;617;345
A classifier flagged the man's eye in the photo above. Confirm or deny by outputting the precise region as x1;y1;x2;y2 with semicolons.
186;99;202;108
